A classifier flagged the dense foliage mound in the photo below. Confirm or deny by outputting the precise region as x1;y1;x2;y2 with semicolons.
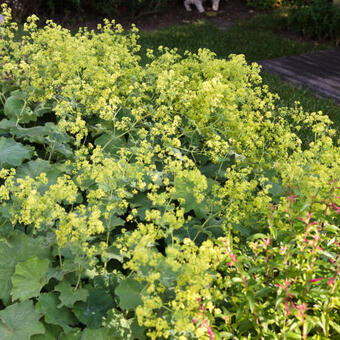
0;5;339;339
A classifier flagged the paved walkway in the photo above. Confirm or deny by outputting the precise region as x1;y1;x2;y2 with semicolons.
259;48;340;104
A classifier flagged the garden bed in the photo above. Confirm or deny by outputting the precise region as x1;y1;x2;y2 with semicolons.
0;3;339;340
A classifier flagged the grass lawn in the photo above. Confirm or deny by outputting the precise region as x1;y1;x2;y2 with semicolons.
139;11;340;139
139;13;329;62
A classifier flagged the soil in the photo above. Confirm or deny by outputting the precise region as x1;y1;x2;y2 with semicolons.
69;0;273;32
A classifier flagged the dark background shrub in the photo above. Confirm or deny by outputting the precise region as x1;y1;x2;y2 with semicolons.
246;0;279;9
1;0;173;21
286;0;340;40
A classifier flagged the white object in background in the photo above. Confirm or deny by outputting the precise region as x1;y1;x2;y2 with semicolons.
0;14;4;25
184;0;205;12
184;0;220;13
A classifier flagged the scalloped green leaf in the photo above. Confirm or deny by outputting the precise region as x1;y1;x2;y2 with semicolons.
81;328;118;340
11;256;50;302
0;233;51;306
94;133;126;156
54;281;89;308
0;300;45;340
173;174;207;218
4;96;36;123
0;137;33;168
31;324;62;340
115;277;143;310
73;288;114;329
11;125;49;144
36;292;77;332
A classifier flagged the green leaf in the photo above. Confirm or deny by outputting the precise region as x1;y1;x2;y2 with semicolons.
0;300;45;340
131;318;147;340
0;206;12;236
0;119;16;134
4;96;36;123
0;257;14;305
330;320;340;334
73;287;114;328
81;328;117;340
16;158;60;178
199;159;230;181
318;313;327;335
255;287;272;298
107;216;125;232
267;181;285;202
36;292;78;333
173;175;207;218
11;256;50;302
304;315;316;336
0;81;18;96
0;137;33;168
238;318;252;333
51;142;73;158
102;245;124;263
115;277;144;310
16;159;66;193
0;233;51;305
156;258;179;288
31;324;62;340
54;281;89;308
44;123;72;144
95;133;126;156
325;225;339;234
129;192;152;208
285;331;302;340
59;329;82;340
246;291;255;313
247;233;268;241
7;123;73;159
33;102;53;117
10;125;48;144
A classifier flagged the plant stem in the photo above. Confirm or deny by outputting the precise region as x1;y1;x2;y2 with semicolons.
58;246;63;269
74;267;81;291
48;142;56;162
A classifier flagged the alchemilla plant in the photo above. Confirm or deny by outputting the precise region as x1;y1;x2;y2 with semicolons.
0;4;339;339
